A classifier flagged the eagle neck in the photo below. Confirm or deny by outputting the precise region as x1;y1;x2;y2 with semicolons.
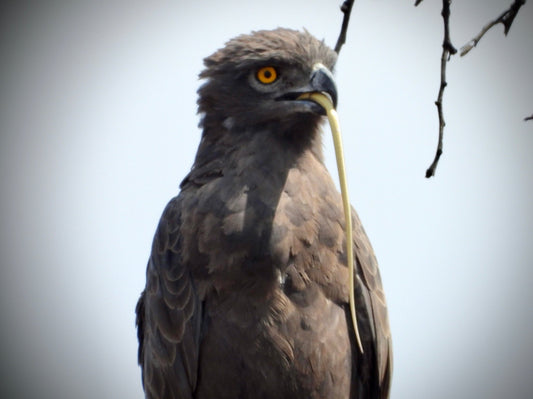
196;115;326;171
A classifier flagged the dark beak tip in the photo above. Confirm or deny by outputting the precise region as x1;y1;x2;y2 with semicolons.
310;66;338;108
275;65;338;112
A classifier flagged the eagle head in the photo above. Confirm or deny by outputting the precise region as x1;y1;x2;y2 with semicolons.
197;28;338;134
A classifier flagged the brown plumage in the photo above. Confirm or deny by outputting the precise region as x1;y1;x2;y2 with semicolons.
136;28;392;399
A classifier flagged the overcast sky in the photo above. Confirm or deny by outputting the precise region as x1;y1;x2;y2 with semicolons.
1;1;532;398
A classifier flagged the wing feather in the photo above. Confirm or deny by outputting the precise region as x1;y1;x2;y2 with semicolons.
136;197;202;399
351;208;392;399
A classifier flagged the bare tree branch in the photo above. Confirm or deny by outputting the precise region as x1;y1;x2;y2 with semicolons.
426;0;457;178
460;0;526;56
334;0;355;54
525;114;533;121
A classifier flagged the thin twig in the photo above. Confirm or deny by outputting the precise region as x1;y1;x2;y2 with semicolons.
525;114;533;121
334;0;355;54
426;0;457;178
414;0;424;6
460;0;526;56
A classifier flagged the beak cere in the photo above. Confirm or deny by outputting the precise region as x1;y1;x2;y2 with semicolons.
308;63;338;108
276;63;338;115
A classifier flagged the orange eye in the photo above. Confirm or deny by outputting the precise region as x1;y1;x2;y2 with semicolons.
256;66;278;84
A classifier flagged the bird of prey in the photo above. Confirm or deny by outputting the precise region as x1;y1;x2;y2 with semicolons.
136;28;392;399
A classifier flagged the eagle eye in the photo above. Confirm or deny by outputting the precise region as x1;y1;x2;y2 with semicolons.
256;66;278;84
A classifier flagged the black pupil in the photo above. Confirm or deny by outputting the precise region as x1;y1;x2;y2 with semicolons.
263;70;272;79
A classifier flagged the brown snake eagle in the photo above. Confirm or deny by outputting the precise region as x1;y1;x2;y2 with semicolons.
136;28;392;399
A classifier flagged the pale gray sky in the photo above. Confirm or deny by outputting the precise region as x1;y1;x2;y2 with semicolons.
1;1;532;398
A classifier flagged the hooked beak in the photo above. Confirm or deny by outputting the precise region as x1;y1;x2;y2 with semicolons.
276;63;338;115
